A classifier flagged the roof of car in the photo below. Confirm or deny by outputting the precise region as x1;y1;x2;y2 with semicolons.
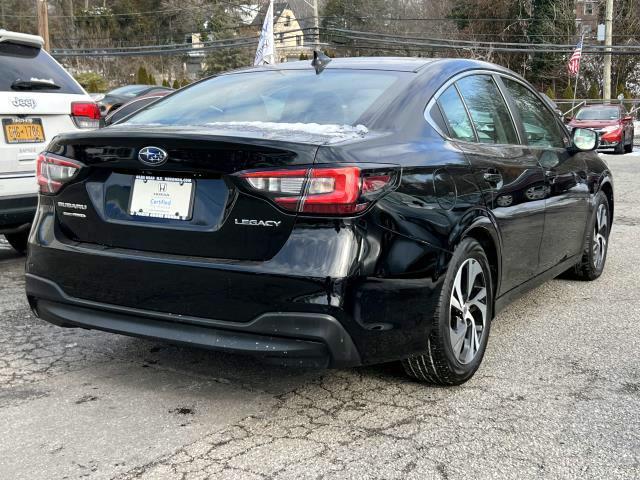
0;29;44;48
227;57;525;78
580;104;623;109
243;57;438;73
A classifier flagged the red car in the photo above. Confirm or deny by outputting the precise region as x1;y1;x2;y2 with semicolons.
569;104;635;154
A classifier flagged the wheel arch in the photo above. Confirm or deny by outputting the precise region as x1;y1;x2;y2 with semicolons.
458;216;502;317
599;179;614;224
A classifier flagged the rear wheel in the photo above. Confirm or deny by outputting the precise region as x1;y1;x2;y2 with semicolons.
402;238;493;386
4;230;29;254
571;191;610;280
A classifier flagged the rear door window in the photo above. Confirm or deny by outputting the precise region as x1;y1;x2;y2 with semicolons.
501;78;565;148
0;42;83;94
436;85;476;142
455;75;519;145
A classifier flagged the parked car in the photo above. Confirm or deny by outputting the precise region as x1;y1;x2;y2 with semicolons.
26;57;613;385
103;90;172;126
0;29;99;253
568;104;634;154
96;84;173;116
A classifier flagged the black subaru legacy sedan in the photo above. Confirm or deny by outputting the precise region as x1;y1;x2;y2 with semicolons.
25;57;613;385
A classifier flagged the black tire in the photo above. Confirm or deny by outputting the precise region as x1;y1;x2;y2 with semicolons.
4;230;29;254
570;191;610;281
614;134;625;154
624;134;634;153
402;238;493;386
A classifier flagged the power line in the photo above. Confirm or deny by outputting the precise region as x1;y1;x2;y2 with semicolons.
49;26;640;58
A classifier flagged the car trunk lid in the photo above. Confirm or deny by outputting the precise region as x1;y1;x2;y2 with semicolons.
47;125;328;261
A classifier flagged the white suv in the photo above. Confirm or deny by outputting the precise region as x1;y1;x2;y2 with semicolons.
0;30;98;253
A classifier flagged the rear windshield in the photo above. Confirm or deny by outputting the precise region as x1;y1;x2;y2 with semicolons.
575;107;620;120
0;41;83;94
125;69;406;127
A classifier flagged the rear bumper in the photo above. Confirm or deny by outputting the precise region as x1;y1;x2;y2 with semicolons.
26;202;445;366
26;273;361;368
0;194;37;231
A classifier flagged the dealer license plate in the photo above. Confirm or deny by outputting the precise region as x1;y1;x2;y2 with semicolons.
129;175;194;220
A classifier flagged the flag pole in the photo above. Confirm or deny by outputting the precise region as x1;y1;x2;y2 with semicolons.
254;0;275;66
572;34;584;112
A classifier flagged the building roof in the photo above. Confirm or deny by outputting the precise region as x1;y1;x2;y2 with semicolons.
249;1;316;42
250;2;291;27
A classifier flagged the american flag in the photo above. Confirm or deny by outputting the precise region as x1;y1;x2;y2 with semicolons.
568;38;583;76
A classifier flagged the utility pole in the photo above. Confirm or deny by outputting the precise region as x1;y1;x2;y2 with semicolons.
1;1;6;28
312;0;320;50
602;0;613;101
37;0;50;51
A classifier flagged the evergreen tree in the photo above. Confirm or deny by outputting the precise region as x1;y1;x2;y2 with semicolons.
162;79;170;87
172;79;180;89
136;66;149;85
544;86;556;99
562;83;575;100
204;48;253;75
74;72;108;93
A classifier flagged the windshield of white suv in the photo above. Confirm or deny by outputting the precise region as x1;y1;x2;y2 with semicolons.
575;107;621;121
0;42;83;94
125;69;405;127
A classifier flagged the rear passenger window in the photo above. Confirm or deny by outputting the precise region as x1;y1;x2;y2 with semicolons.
436;85;475;142
502;78;565;148
428;103;448;134
455;75;518;145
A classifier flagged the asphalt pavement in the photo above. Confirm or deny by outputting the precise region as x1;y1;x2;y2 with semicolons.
0;152;638;480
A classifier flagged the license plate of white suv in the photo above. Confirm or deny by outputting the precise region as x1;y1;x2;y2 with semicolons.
129;175;194;220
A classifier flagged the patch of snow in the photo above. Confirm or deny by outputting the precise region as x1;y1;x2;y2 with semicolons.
204;121;369;143
29;77;55;84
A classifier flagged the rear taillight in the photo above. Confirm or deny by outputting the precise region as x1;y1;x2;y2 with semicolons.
239;166;399;215
71;101;100;129
36;153;82;194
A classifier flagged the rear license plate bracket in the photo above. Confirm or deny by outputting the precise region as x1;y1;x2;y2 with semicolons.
129;175;195;221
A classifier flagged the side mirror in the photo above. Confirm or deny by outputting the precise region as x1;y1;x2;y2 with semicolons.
571;128;599;152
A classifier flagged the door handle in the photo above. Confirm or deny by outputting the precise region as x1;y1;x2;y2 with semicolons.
483;171;503;185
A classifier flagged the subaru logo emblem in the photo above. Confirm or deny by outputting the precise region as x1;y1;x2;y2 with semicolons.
138;146;168;166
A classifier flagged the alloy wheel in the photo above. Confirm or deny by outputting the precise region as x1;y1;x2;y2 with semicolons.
449;258;488;364
593;203;608;269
